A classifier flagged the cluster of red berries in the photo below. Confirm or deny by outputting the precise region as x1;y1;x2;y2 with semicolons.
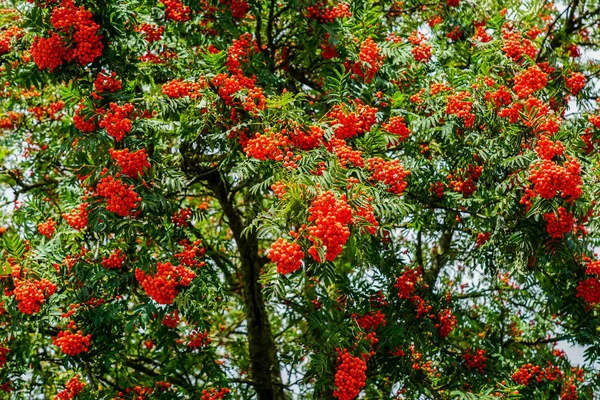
55;374;85;400
321;34;338;59
307;191;353;262
351;37;384;82
162;79;202;99
172;208;192;227
446;91;475;127
135;261;196;304
448;163;482;198
175;239;206;268
94;71;122;93
201;387;231;400
110;148;151;178
31;0;103;71
328;102;377;139
382;116;410;142
163;310;180;328
589;114;600;129
38;217;57;238
329;138;365;168
544;206;574;239
306;3;351;22
513;65;548;98
101;249;125;269
13;278;57;314
52;321;91;356
99;103;134;142
244;132;286;161
0;345;8;369
565;72;585;95
159;0;191;21
501;30;537;62
437;308;457;338
535;135;564;160
290;126;324;150
475;232;491;247
73;103;98;133
0;26;20;55
512;363;566;386
332;348;367;400
96;176;141;217
463;348;487;373
227;33;258;74
528;158;582;200
576;277;600;305
354;310;386;332
485;85;512;107
135;23;164;43
394;266;422;299
188;330;211;348
367;157;410;195
222;0;249;19
268;238;304;275
407;32;431;63
355;204;378;234
62;203;89;231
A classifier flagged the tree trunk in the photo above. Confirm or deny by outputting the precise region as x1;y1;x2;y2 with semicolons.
207;172;285;400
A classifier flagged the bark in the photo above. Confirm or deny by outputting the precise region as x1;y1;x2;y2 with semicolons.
206;171;285;400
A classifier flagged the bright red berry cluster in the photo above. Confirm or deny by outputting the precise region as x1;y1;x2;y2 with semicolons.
110;148;151;178
73;103;97;133
38;217;57;238
62;203;89;231
351;37;384;82
513;65;548;98
188;330;211;348
576;277;600;305
437;308;457;338
172;208;192;227
13;278;56;314
268;238;304;275
355;204;378;234
354;310;386;332
446;91;475;127
174;239;206;268
367;157;410;195
528;158;582;200
101;249;125;269
290;126;324;150
227;33;259;74
501;30;537;62
544;206;574;239
201;387;231;400
99;103;134;142
135;262;196;304
159;0;191;21
162;79;202;99
512;363;544;386
94;71;122;93
96;176;141;217
328;102;377;139
244;132;287;161
463;348;487;373
306;3;351;22
382;116;410;142
448;163;482;198
332;348;367;400
135;23;164;43
52;322;91;356
565;72;585;95
31;0;103;71
535;135;564;160
394;266;422;299
307;191;353;262
329;138;365;168
30;33;66;72
55;374;85;400
163;310;180;328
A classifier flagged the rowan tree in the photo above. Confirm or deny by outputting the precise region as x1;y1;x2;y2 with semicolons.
0;0;600;399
